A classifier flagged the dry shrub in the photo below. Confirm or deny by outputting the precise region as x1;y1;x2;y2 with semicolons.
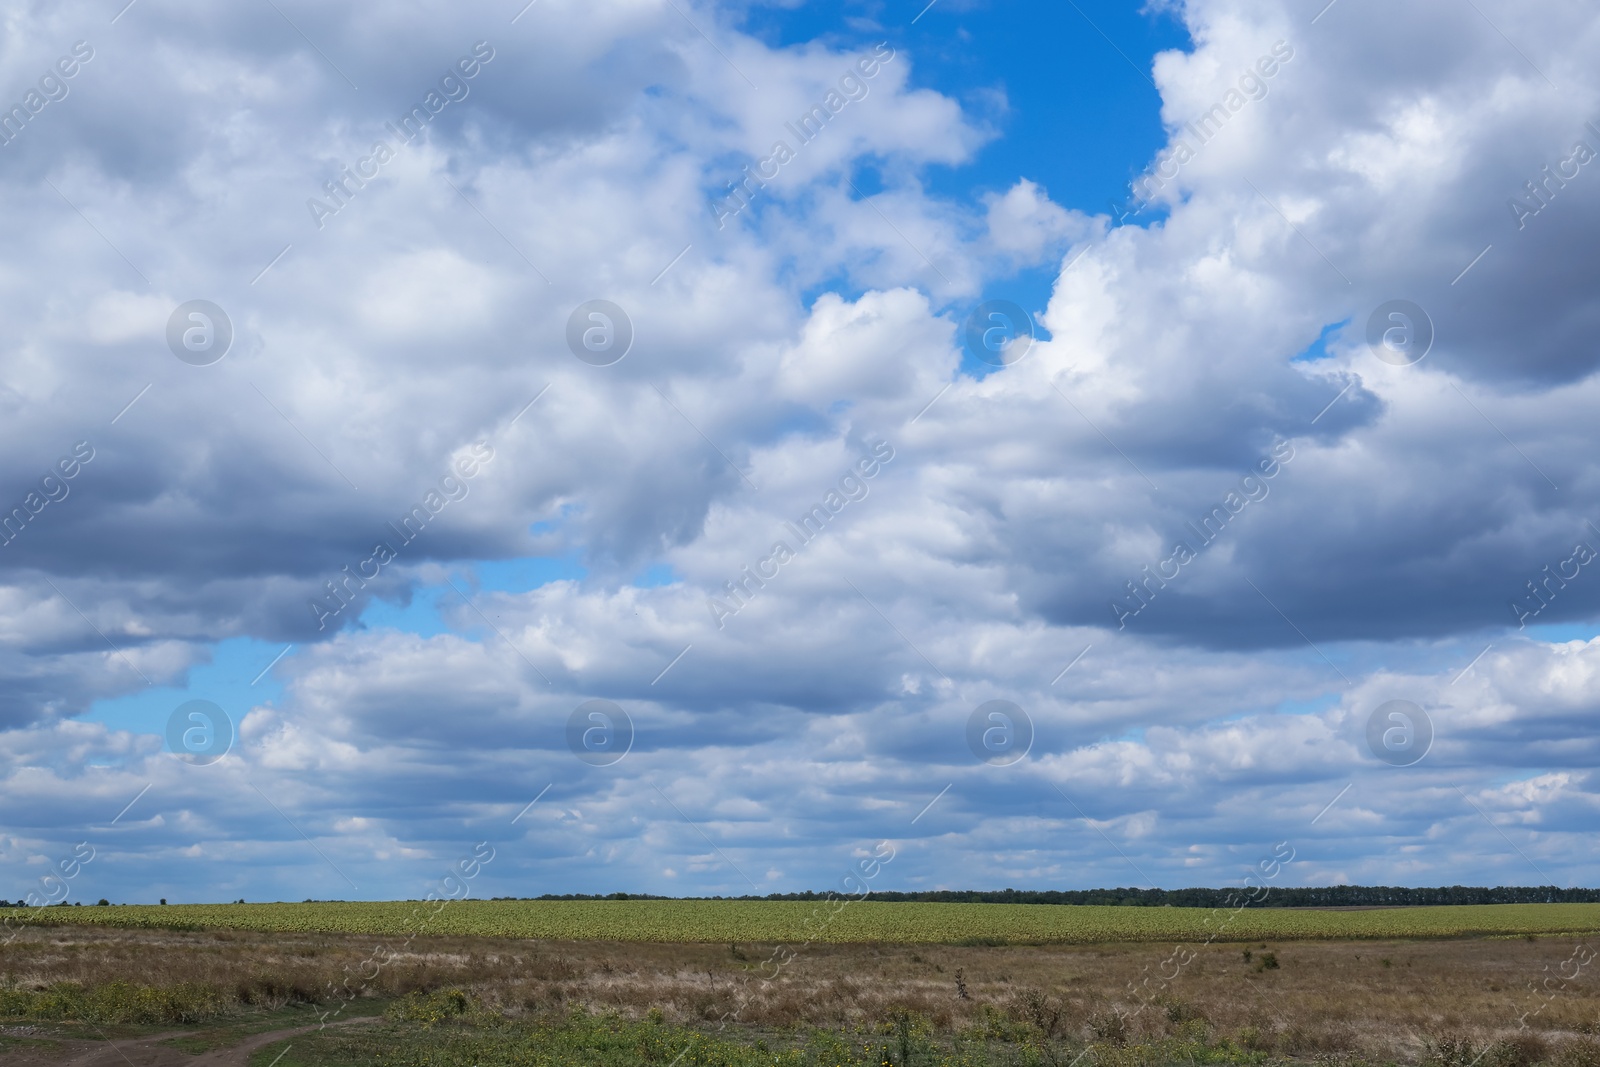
235;972;320;1007
1556;1037;1600;1067
1424;1034;1481;1067
1487;1032;1553;1067
1311;1054;1373;1067
1281;1021;1357;1056
1235;1024;1270;1052
1090;1008;1131;1046
1011;988;1065;1037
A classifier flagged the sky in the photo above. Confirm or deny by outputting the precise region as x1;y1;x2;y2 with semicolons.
1;0;1598;905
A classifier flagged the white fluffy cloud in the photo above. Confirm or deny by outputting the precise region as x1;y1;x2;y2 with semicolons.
2;0;1599;902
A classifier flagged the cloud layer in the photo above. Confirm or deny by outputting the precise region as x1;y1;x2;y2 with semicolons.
2;0;1599;903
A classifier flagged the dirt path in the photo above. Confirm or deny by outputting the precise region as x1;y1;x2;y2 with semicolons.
2;1014;379;1067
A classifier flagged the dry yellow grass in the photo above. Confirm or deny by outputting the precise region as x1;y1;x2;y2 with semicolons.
10;900;1600;943
2;925;1596;1063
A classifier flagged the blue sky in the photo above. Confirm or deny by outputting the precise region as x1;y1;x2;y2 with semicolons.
3;0;1600;904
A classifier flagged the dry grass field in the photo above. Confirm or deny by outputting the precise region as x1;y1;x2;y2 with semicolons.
1;922;1598;1065
8;899;1599;943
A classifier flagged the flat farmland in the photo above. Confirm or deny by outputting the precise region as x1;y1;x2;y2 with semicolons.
2;922;1600;1066
6;899;1600;943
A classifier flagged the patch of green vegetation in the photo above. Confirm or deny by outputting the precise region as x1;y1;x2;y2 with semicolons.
245;1004;1303;1067
0;1033;62;1055
0;980;230;1025
385;988;474;1026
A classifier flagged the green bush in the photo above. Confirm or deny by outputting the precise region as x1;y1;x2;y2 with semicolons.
386;987;474;1027
0;980;228;1024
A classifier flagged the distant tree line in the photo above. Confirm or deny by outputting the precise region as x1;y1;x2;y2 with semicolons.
8;886;1595;909
511;886;1600;907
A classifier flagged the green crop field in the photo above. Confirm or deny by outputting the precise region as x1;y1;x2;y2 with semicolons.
6;899;1600;944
